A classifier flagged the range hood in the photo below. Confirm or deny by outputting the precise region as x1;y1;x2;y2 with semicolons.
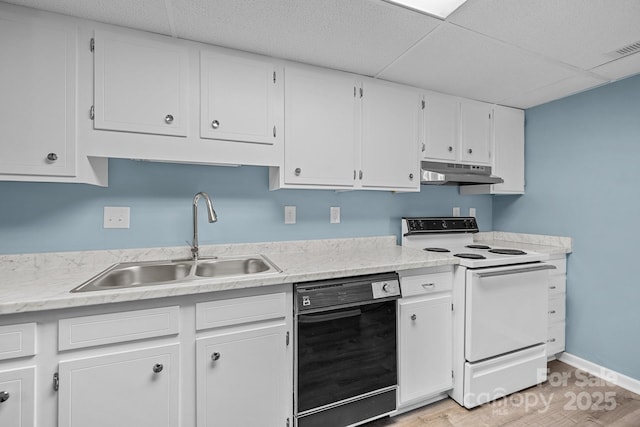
420;161;504;185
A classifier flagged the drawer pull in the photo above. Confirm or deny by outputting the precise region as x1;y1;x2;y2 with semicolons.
422;283;435;290
549;285;557;289
0;391;9;403
410;314;417;321
211;352;221;361
549;310;557;314
152;363;164;373
547;338;556;343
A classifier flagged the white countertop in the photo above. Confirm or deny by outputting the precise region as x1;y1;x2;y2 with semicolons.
0;233;571;315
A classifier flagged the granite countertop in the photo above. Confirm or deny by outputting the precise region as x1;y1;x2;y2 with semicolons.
0;232;572;316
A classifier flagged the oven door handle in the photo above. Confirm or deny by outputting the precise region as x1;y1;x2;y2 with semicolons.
474;264;556;278
298;309;362;323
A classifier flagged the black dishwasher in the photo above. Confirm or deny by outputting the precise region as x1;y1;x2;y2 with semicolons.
295;272;401;427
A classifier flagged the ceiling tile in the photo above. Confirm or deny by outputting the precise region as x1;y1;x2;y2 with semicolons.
498;74;608;109
449;0;640;70
378;23;576;104
3;0;173;35
169;0;441;76
591;53;640;81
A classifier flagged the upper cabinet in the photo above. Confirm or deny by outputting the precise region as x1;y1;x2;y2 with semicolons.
361;80;421;190
460;105;525;195
270;66;420;192
422;93;492;166
93;29;189;137
200;51;282;145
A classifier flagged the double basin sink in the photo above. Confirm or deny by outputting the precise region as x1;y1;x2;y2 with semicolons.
71;255;281;293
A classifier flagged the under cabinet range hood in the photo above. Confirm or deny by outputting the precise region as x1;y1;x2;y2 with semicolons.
420;161;504;185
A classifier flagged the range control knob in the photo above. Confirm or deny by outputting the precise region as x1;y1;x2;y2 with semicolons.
441;220;448;229
382;283;390;293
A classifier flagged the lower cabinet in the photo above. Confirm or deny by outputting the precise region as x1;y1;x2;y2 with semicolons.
0;366;36;427
196;323;288;427
58;344;180;427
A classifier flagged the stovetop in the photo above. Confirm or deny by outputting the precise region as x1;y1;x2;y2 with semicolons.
401;217;547;268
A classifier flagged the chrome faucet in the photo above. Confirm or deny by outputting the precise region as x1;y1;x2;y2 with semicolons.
191;192;218;260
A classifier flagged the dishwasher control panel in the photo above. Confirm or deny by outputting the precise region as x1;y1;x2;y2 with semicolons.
372;279;401;299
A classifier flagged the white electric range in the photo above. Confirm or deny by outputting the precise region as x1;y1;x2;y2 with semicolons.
401;217;555;408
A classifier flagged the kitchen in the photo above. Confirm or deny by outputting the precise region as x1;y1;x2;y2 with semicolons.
1;0;639;426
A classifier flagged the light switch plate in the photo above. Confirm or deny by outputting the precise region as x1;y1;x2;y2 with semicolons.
330;207;340;224
469;207;476;217
284;206;296;224
453;207;461;217
104;206;130;229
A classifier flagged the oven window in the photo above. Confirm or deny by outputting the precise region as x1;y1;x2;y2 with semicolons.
297;301;397;413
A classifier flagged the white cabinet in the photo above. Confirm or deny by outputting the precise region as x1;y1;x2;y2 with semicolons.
422;93;492;166
279;66;358;187
58;344;180;427
460;105;525;195
0;367;36;427
397;268;453;410
93;29;189;137
196;324;288;427
0;8;76;178
200;51;282;145
361;80;421;190
271;67;420;191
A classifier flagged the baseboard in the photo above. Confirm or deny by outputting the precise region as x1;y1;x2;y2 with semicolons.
559;352;640;395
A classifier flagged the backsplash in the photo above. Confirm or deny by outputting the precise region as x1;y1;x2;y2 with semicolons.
0;159;492;254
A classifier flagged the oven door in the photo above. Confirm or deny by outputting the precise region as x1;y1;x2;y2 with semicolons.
465;263;554;362
296;300;397;414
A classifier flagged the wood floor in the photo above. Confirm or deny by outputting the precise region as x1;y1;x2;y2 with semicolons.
366;361;640;427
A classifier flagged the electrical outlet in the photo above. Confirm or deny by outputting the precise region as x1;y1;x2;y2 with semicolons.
452;207;460;217
104;206;130;229
469;207;476;217
330;207;340;224
284;206;296;224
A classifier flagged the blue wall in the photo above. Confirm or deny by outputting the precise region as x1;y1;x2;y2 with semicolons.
493;74;640;381
0;160;492;254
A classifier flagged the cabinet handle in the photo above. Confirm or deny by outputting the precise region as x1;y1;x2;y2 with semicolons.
359;170;363;180
421;143;426;152
353;170;356;180
0;391;9;403
448;146;453;152
467;148;473;154
211;120;220;129
549;285;557;289
548;338;556;343
422;283;435;290
152;363;164;373
549;310;556;314
409;173;414;180
410;314;417;321
294;168;301;176
211;352;221;361
46;152;58;162
165;114;174;124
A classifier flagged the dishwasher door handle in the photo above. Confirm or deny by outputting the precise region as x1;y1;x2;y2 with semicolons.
474;264;557;278
298;309;362;324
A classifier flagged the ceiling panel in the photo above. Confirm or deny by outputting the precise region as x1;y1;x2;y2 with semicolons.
378;23;577;103
169;0;441;76
450;0;640;70
3;0;173;36
498;74;608;109
591;53;640;81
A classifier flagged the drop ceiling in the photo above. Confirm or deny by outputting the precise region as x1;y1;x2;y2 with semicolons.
4;0;640;109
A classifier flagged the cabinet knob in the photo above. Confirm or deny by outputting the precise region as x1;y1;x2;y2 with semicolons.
164;114;174;124
448;146;453;152
152;363;164;373
0;391;9;403
410;314;417;321
211;352;221;361
409;173;414;180
294;168;301;176
46;152;58;162
467;148;473;154
211;120;220;129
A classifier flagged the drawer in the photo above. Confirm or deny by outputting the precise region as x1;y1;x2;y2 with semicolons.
59;306;180;351
548;296;566;323
548;275;566;295
547;322;565;355
0;323;36;361
546;258;566;275
400;271;453;298
196;292;286;331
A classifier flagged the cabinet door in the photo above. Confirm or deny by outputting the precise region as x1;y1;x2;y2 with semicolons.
200;51;281;145
398;294;452;406
196;323;288;427
283;67;358;186
0;11;76;177
492;106;525;193
93;30;188;136
423;94;459;162
460;101;492;165
361;80;420;190
0;367;35;427
58;344;179;427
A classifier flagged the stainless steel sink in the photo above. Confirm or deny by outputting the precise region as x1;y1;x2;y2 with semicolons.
71;255;281;293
